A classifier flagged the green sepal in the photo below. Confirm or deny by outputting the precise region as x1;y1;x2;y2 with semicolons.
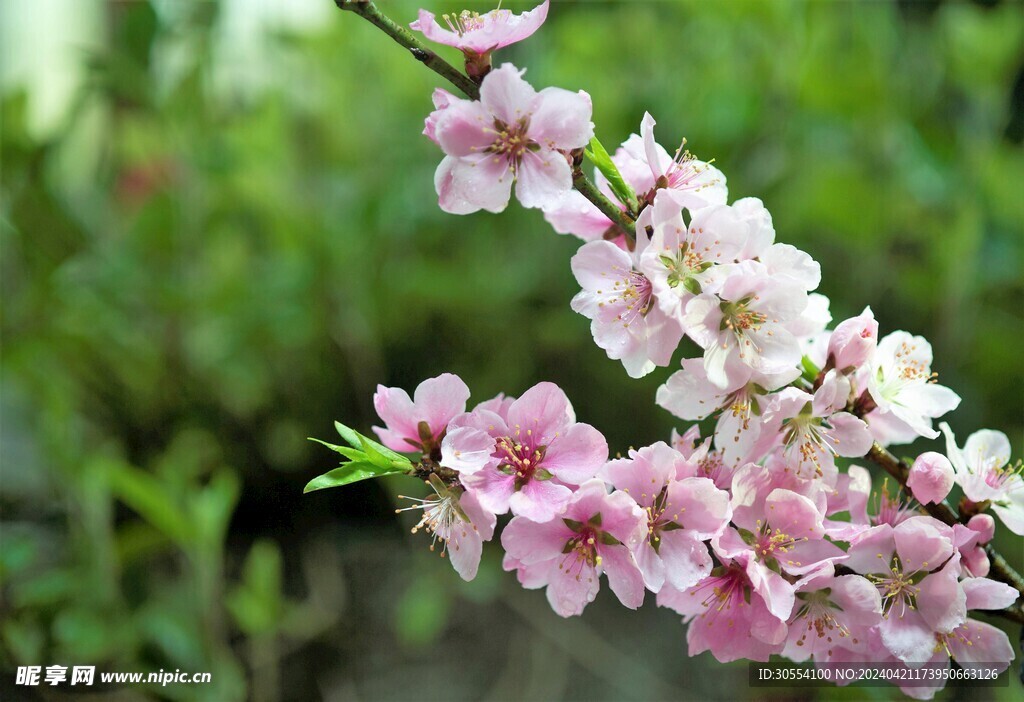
683;277;702;295
800;356;820;384
584;136;638;211
588;512;603;527
599;531;621;546
563;518;584;532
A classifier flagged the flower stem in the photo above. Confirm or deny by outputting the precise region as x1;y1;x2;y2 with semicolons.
336;0;637;242
337;1;481;99
864;442;1024;625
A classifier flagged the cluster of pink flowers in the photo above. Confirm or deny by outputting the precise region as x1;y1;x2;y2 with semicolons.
320;3;1023;698
374;367;1018;698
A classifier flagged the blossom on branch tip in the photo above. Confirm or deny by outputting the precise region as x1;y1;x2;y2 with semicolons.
907;452;954;506
430;63;593;214
411;1;550;55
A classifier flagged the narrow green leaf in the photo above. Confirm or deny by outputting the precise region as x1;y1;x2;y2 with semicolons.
800;356;820;384
585;136;638;211
303;461;405;493
334;421;412;467
308;437;367;463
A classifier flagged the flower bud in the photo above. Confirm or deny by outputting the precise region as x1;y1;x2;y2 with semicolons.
967;513;996;544
827;306;877;371
907;451;954;505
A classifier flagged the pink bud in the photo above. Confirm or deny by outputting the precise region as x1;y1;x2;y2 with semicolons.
827;307;877;371
967;513;995;544
907;451;954;505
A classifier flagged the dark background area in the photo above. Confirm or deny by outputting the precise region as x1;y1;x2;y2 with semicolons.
2;1;1022;700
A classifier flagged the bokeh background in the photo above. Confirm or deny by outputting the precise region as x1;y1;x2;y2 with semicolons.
2;0;1023;700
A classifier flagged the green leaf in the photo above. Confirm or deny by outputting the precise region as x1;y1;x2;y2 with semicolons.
307;437;367;463
303;461;405;493
334;421;412;468
584;136;638;211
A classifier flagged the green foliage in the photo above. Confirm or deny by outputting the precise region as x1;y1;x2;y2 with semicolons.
305;421;414;492
585;135;639;211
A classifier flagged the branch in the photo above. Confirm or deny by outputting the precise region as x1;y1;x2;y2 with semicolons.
864;442;1024;625
336;0;637;241
337;1;480;99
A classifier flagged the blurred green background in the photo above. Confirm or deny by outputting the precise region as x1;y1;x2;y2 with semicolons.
2;0;1022;700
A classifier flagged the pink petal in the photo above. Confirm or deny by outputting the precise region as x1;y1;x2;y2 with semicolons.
508;478;573;522
880;609;936;666
501;515;570;565
962;577;1019;611
765;488;823;540
461;467;515;515
515;149;573;210
826;412;874;458
435;99;495;157
372;385;418;446
440;426;495;475
413;373;470;432
599;546;645;609
542;422;608;485
505;382;574;440
946;619;1013;671
409;10;461;47
440;152;514;214
658;529;713;592
446;516;484;581
894;516;954;573
668;477;730;538
544;190;612;241
479;63;536;126
545;560;599;617
639;112;664;180
530;87;593;150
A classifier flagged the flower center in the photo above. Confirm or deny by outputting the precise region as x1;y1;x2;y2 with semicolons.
793;589;857;654
871;479;917;526
652;139;719;194
442;9;501;36
485;118;535;166
495;436;548;488
868;556;922;619
752;521;805;565
688;566;748;630
606;271;654;328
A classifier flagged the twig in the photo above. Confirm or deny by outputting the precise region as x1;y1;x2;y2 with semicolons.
337;0;637;241
864;442;1024;625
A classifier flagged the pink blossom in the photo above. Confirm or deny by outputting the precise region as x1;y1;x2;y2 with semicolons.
783;570;882;662
866;332;960;440
411;2;549;55
827;307;878;372
431;64;593;214
600;442;730;592
501;479;647;617
683;264;808;388
397;478;496;581
373;373;471;453
907;452;954;505
570;233;683;378
845;517;966;666
626;112;727;210
656;357;796;468
639;194;749;326
658;558;788;662
440;382;607;522
761;371;873;481
941;422;1024;535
